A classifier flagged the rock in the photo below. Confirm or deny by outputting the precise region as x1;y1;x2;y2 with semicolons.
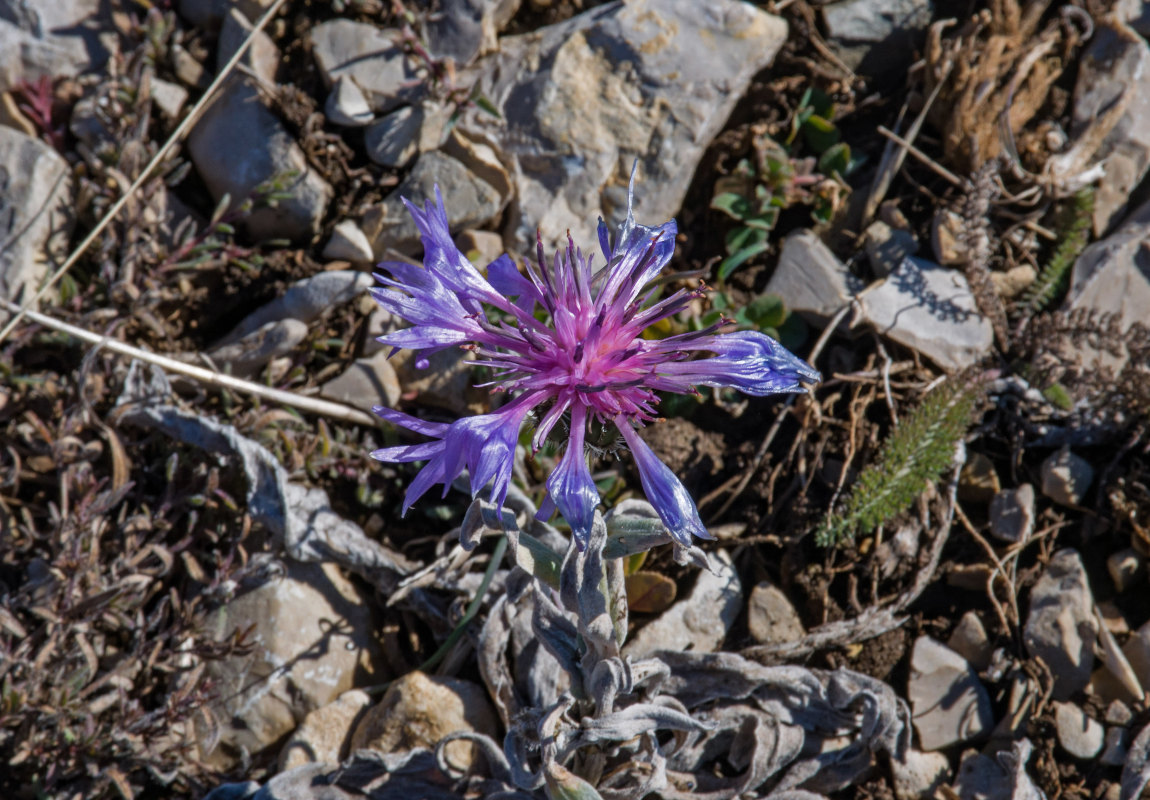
0;128;73;321
951;752;1008;800
823;0;932;77
150;78;188;122
0;90;37;137
989;265;1037;300
362;152;502;257
958;451;999;506
891;748;950;800
206;319;309;377
218;7;278;83
908;636;994;750
455;0;787;254
323;220;374;263
202;561;386;769
363;306;401;357
310;19;426;113
766;230;862;325
364;106;422;168
1053;701;1104;759
176;0;276;29
1067;21;1150;235
393;346;487;416
1118;0;1150;39
1040;446;1094;507
454;229;505;268
217;271;374;347
324;75;374;128
321;351;402;412
856;256;995;372
948;611;992;671
278;690;372;771
1108;547;1146;593
441;130;513;205
623;550;742;659
746;581;805;646
1125;621;1150;693
1100;726;1129;766
172;43;208;89
1023;549;1099;701
931;209;965;265
425;0;522;65
988;484;1035;544
863;220;918;278
0;0;112;92
349;671;498;772
1105;699;1133;726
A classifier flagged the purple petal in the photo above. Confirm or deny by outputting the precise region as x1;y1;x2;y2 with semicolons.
373;406;450;437
546;404;599;548
662;331;821;396
617;420;711;547
487;254;543;312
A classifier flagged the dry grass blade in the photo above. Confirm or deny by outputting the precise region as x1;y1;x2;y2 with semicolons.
0;0;290;346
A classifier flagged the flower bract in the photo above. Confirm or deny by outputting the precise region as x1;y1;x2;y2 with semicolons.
369;174;820;549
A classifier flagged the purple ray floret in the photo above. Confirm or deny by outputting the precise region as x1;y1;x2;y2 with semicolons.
369;173;820;549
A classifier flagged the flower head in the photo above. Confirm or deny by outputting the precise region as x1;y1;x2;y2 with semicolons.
370;172;820;549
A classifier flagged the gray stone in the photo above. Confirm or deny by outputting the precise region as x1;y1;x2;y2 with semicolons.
891;749;950;800
947;611;992;671
1023;549;1099;701
201;561;386;769
322;220;374;263
1040;446;1094;507
1117;0;1150;39
324;76;374;128
278;689;372;771
623;550;742;659
988;484;1035;544
823;0;932;77
364;106;421;168
455;0;787;255
951;752;1008;800
1100;726;1129;766
863;220;918;278
1108;547;1146;593
363;306;401;357
0;0;112;92
151;78;188;121
1105;699;1133;726
310;20;426;114
1067;21;1150;235
1125;621;1150;693
746;581;805;646
217;271;374;346
172;43;208;89
989;265;1037;300
425;0;522;65
908;636;994;751
176;0;276;29
320;350;402;412
206;319;309;377
1053;701;1104;759
766;230;862;324
856;256;995;372
218;7;278;83
0;127;73;321
392;346;487;416
362;152;502;257
349;671;498;772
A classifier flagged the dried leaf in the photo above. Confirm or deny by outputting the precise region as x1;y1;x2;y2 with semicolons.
625;571;677;614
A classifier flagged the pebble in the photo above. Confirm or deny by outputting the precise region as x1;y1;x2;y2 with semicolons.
324;76;374;128
206;319;309;377
1100;726;1129;766
278;690;372;771
310;19;425;113
1107;546;1146;593
202;561;386;770
1053;701;1104;759
0;0;111;90
0;128;74;322
1105;699;1133;726
218;8;278;83
856;256;995;371
362;306;401;357
454;229;506;268
822;0;932;76
890;748;950;800
217;271;374;347
908;636;994;751
988;484;1035;544
745;581;805;646
863;220;918;278
424;0;522;66
958;452;1000;507
989;265;1037;300
320;350;402;412
930;209;965;265
1040;446;1094;507
364;106;422;168
322;220;375;263
623;550;742;659
947;611;992;671
1022;548;1099;701
766;230;863;325
151;77;188;121
349;671;498;772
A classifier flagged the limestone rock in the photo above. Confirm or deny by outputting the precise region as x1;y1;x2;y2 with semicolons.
988;484;1035;544
364;106;422;168
891;748;950;800
323;220;374;263
1053;701;1104;759
218;7;278;83
947;611;992;671
320;350;402;412
454;229;505;268
455;0;788;254
325;76;374;128
0;127;73;321
623;550;742;659
425;0;522;65
217;271;374;347
206;319;309;377
152;78;189;121
176;0;276;29
990;265;1037;300
1040;446;1094;507
202;561;386;769
863;220;918;278
856;256;995;371
0;0;112;92
310;19;426;114
362;152;502;257
349;671;498;772
908;636;994;750
766;230;862;324
746;581;805;646
823;0;932;77
1108;547;1146;593
1100;725;1129;766
278;690;372;771
1023;549;1099;700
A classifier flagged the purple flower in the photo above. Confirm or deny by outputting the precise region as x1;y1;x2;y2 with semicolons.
369;176;820;549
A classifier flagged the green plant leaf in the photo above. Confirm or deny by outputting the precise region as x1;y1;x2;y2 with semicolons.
802;114;841;154
745;293;786;329
711;191;752;221
724;224;768;256
817;142;852;177
718;239;770;281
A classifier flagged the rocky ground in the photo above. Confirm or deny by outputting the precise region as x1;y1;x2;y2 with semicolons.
1;0;1149;798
